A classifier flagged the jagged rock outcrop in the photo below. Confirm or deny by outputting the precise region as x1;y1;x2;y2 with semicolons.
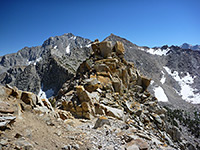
56;40;187;149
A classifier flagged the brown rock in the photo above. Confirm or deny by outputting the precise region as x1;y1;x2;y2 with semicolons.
58;110;74;120
115;41;125;56
0;101;14;114
141;76;151;91
11;88;22;99
0;86;12;97
94;103;105;115
76;86;91;102
76;105;83;112
102;104;124;120
94;63;111;73
126;101;142;116
126;138;149;150
125;144;139;150
91;40;100;55
85;59;94;70
99;41;113;58
97;75;112;90
83;112;93;119
84;78;100;93
122;69;129;88
21;91;35;106
81;102;91;112
105;61;117;72
112;77;123;94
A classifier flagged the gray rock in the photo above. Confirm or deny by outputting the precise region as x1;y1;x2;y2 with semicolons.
166;126;181;142
15;138;33;150
93;117;111;129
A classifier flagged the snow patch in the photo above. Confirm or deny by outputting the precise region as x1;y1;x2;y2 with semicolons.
160;71;166;84
53;45;57;49
86;44;91;48
154;86;168;102
139;47;170;56
164;66;200;104
38;88;54;100
28;57;42;65
66;44;70;54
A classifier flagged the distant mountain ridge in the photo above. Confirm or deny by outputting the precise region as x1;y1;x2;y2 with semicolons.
180;43;200;51
0;33;200;107
0;33;200;148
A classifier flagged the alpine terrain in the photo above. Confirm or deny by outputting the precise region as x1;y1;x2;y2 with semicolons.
0;33;199;150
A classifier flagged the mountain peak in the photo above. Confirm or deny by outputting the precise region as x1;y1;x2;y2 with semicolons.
180;43;200;51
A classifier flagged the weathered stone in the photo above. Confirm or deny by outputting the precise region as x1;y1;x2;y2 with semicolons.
94;103;105;115
58;110;74;120
101;104;124;120
0;86;12;97
115;41;125;56
76;105;82;112
21;91;36;106
105;62;117;72
126;101;142;116
128;138;149;150
141;76;151;91
33;106;50;114
15;138;34;150
0;101;14;114
151;113;163;124
91;40;100;55
41;98;53;110
84;78;100;93
94;63;111;73
112;77;123;94
166;126;181;142
81;102;91;112
125;143;139;150
0;115;16;130
99;41;113;58
85;59;94;70
97;75;113;90
83;112;93;119
93;116;110;129
122;69;129;88
76;86;91;102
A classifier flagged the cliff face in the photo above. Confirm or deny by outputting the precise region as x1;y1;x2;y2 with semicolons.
0;33;92;97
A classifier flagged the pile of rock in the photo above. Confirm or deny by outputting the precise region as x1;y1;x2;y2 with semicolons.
58;40;168;136
0;84;54;130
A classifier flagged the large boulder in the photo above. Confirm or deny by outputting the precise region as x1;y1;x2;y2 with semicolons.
21;91;36;106
115;41;125;56
99;41;113;58
101;104;124;120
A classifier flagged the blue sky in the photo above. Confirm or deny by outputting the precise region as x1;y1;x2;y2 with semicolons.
0;0;199;56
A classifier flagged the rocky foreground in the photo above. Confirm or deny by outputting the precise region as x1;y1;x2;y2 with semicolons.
0;40;199;150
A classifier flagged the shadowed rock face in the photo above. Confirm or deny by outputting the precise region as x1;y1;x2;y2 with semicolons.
0;33;92;96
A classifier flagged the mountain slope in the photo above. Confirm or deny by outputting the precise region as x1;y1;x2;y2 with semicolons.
0;33;92;96
104;34;200;107
0;33;200;107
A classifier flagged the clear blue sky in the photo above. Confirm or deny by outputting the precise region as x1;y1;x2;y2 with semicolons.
0;0;199;56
